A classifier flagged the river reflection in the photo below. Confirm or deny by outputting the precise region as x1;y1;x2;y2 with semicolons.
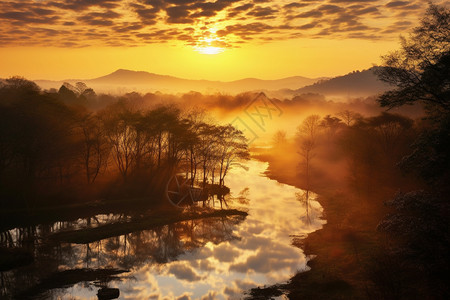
1;160;324;299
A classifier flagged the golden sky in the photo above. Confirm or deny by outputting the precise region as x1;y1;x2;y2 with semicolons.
0;0;446;81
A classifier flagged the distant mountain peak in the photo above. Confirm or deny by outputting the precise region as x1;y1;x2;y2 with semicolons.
108;69;148;75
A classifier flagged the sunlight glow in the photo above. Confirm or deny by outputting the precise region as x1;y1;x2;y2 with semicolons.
196;46;225;55
194;28;226;55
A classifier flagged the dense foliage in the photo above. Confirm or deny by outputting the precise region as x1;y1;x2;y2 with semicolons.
0;78;249;209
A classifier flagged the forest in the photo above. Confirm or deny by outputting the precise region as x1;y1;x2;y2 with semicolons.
0;80;249;210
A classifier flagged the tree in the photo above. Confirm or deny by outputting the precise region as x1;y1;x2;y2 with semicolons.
376;4;450;115
272;130;288;148
100;102;138;181
320;115;343;141
376;3;450;182
146;106;180;168
77;112;110;184
196;123;219;186
337;110;362;126
216;125;249;187
0;106;15;176
296;115;321;189
366;112;414;159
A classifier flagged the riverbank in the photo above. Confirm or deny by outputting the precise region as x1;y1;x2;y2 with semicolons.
0;195;162;232
49;208;248;244
253;152;391;299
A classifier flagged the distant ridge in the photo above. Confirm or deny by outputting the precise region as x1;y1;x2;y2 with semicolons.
32;68;390;97
34;69;323;94
290;67;392;98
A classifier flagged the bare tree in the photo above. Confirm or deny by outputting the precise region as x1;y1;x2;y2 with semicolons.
100;104;137;181
337;110;362;126
217;125;250;187
296;115;322;189
78;113;110;184
272;130;288;149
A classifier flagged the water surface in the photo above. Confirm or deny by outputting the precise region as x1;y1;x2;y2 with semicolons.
1;159;325;299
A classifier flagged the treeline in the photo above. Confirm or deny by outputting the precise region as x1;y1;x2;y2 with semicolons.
0;78;248;209
273;110;418;196
43;81;422;121
270;108;446;298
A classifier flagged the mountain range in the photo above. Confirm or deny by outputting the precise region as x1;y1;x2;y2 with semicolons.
33;67;392;98
35;69;323;95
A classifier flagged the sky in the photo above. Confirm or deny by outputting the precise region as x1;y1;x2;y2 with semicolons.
0;0;447;81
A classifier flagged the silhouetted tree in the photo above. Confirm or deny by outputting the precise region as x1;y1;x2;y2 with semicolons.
375;4;450;298
337;110;362;126
272;130;288;148
367;112;414;160
320;115;343;141
376;4;450;114
296;115;321;189
217;125;249;187
77;111;110;184
100;102;138;181
58;83;78;103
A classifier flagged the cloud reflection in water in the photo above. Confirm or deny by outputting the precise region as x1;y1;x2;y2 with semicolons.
50;160;324;299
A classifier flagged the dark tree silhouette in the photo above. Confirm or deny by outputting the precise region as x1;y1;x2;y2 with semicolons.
376;4;450;114
376;3;450;182
374;4;450;299
296;115;321;190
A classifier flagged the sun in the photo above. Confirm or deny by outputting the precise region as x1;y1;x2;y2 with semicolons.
196;46;225;55
194;29;225;55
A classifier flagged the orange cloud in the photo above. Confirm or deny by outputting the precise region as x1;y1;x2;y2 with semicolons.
0;0;439;49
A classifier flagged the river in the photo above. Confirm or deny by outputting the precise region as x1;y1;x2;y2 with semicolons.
1;159;325;299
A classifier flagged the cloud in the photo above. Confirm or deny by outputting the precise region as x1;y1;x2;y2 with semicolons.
166;5;193;24
229;239;304;274
49;0;121;10
212;242;241;262
175;293;192;300
283;2;311;10
246;6;278;19
78;10;121;26
200;291;217;300
0;0;431;48
386;1;410;8
167;262;204;282
0;10;59;25
198;259;215;271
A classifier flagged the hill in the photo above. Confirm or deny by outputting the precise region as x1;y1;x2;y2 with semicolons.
289;67;392;98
